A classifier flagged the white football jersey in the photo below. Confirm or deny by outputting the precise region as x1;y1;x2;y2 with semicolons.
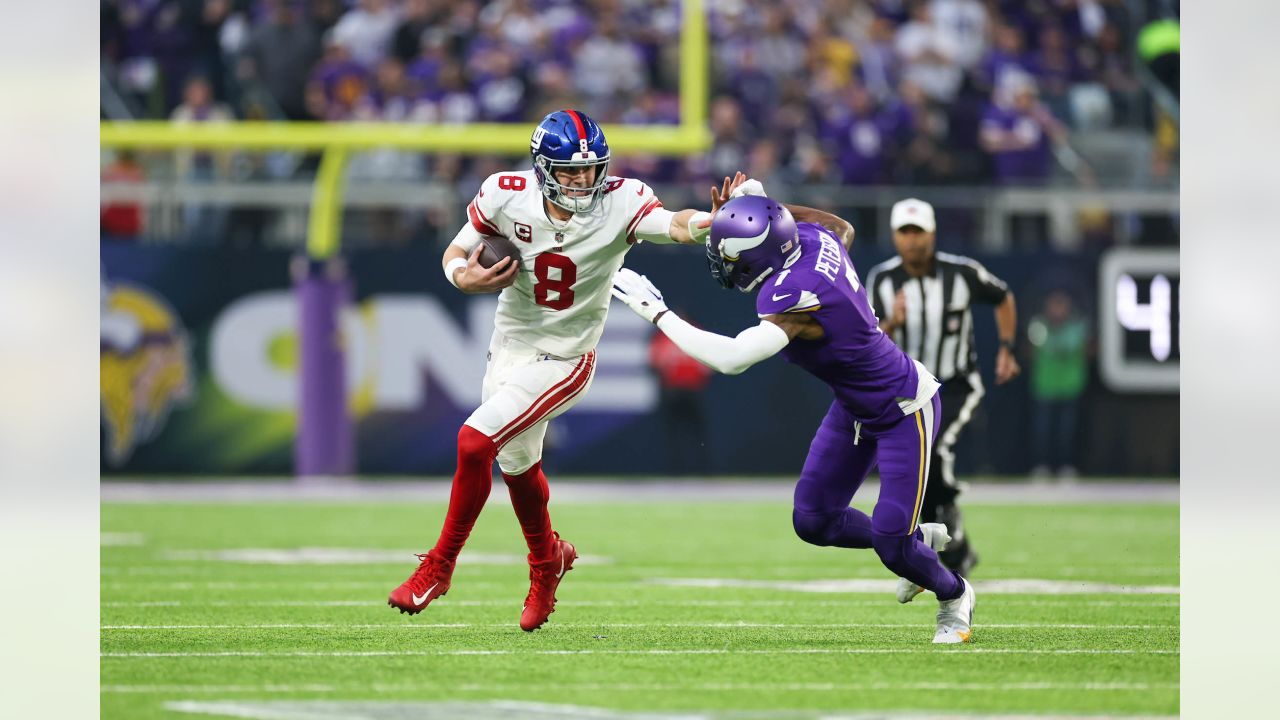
458;170;664;357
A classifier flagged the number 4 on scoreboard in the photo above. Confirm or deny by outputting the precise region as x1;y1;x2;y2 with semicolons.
1098;247;1179;393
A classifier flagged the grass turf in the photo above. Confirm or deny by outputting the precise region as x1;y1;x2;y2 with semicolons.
102;495;1179;718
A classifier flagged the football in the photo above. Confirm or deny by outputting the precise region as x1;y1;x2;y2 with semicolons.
478;235;522;270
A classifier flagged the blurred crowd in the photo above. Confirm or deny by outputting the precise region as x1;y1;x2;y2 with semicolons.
102;0;1174;191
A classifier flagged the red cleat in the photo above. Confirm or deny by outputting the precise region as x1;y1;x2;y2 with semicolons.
519;533;577;632
387;551;454;615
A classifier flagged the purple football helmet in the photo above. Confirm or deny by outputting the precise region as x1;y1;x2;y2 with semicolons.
706;195;800;292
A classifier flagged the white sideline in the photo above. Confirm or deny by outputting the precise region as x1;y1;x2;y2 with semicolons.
103;648;1177;658
101;622;1176;630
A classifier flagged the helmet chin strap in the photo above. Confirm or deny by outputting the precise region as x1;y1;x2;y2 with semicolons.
537;155;608;213
547;187;597;213
735;244;799;292
739;266;775;293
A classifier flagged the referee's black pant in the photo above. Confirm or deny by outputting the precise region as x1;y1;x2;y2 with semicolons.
918;371;984;574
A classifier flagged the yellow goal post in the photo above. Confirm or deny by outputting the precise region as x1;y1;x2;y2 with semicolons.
99;0;711;259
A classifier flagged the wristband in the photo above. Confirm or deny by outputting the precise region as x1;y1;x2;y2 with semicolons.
444;257;468;289
688;211;713;244
999;339;1015;351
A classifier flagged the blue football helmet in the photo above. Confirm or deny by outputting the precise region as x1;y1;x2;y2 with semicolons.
530;109;610;213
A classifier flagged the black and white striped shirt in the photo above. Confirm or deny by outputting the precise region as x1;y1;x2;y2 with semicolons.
865;252;1009;383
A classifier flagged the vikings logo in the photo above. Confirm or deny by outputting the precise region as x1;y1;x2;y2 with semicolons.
100;282;193;466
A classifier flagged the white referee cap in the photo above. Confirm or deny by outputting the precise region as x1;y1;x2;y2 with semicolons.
890;198;936;232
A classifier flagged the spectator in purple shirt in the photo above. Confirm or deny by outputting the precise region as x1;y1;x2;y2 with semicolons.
434;61;480;125
306;34;370;121
980;23;1033;93
1030;24;1082;122
825;82;896;186
979;71;1068;185
724;46;779;134
855;14;902;103
473;47;528;123
405;27;449;99
355;57;434;123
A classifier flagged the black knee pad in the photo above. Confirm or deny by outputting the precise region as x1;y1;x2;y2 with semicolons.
792;509;841;546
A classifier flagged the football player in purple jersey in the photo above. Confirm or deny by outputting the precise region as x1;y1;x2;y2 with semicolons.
611;180;975;643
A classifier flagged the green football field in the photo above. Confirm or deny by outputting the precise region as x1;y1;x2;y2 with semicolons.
101;488;1179;718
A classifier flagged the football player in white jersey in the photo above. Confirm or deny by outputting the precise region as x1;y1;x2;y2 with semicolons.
388;109;736;630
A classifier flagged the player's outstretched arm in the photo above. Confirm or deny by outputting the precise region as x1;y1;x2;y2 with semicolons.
645;174;748;246
611;268;790;375
442;242;518;294
786;205;856;250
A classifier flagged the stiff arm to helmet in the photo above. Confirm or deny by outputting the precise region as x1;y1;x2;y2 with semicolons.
611;268;789;375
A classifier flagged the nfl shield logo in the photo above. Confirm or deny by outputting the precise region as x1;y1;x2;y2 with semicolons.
555;232;565;245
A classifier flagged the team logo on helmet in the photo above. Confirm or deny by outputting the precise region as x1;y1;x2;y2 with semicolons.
100;282;193;466
530;109;611;213
707;196;800;293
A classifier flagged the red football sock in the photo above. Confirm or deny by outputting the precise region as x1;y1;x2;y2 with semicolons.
502;460;556;562
432;425;497;562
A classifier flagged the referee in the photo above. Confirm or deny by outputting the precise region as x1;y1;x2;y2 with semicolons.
866;198;1020;575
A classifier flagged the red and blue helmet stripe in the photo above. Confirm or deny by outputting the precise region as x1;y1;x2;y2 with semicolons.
530;109;611;212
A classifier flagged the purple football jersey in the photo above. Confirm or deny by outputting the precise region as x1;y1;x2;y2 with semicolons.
755;223;931;427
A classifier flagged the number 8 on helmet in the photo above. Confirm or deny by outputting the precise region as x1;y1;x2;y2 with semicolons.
530;109;611;214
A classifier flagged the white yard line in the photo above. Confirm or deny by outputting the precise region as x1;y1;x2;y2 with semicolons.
157;699;1180;720
100;564;1176;577
101;681;1178;694
99;578;1179;594
103;648;1177;658
101;598;1180;608
102;622;1177;630
101;532;146;546
653;578;1180;595
154;548;613;566
104;685;335;694
101;479;1178;505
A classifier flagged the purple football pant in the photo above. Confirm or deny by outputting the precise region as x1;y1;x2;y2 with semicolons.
792;393;963;601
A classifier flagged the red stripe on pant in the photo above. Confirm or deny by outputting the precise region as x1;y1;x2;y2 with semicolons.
431;352;593;563
489;352;587;446
493;351;595;448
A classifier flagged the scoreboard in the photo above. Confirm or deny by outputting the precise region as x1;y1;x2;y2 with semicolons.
1097;247;1179;393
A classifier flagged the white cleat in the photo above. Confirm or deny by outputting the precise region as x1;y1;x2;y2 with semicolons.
933;577;975;644
896;523;953;603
